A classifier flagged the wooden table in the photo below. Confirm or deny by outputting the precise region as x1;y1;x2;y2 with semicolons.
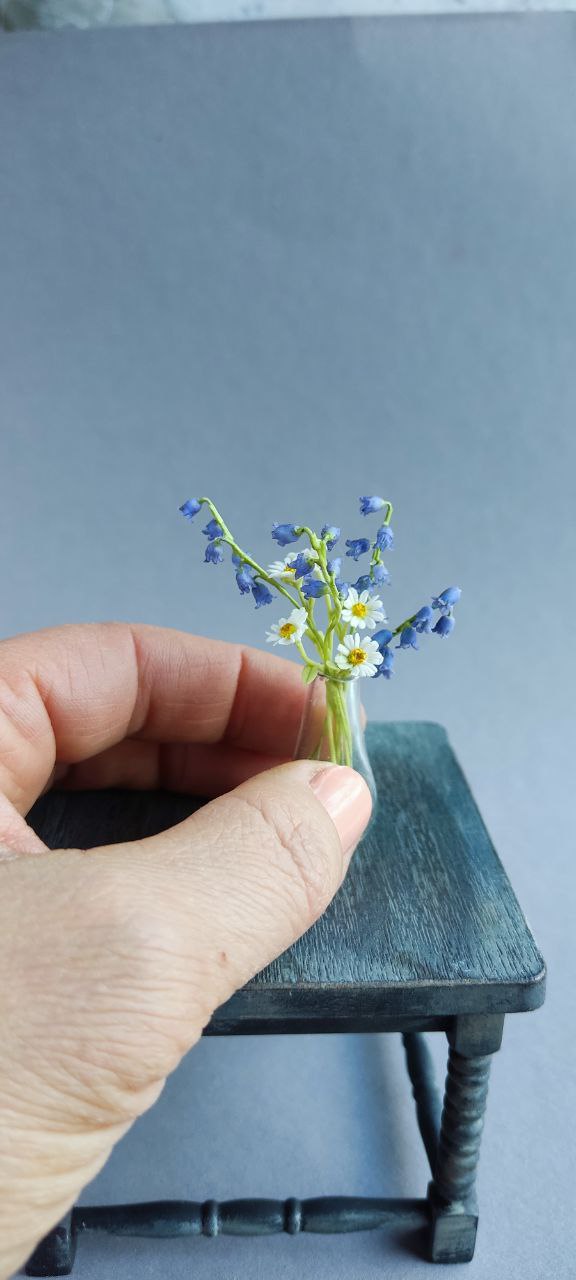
25;722;546;1274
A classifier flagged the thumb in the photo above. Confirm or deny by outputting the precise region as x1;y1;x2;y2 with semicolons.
0;762;372;1276
109;758;373;1029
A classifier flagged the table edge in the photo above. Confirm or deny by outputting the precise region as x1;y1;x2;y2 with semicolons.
210;962;547;1030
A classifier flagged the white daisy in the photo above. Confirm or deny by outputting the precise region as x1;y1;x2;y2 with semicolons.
265;607;308;646
335;632;383;678
268;550;320;583
341;587;386;631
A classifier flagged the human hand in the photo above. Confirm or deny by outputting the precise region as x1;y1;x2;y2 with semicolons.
0;623;371;1279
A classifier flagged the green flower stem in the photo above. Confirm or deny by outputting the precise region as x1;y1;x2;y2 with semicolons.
197;497;301;610
325;698;337;761
303;600;327;663
295;638;322;669
291;525;340;659
303;676;355;768
294;525;321;552
323;677;353;767
368;500;393;575
315;539;347;648
393;607;423;636
294;580;309;609
185;499;400;777
199;503;326;661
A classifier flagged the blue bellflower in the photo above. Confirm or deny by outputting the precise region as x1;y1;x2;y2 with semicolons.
179;498;201;521
397;626;419;650
302;579;328;600
252;581;273;608
433;614;455;637
353;575;373;593
327;557;342;578
375;647;395;679
205;540;224;565
375;524;394;551
373;628;393;650
321;525;340;550
202;517;223;539
292;551;315;578
432;586;462;613
271;523;300;547
372;563;390;585
335;579;350;597
235;565;255;595
345;537;371;561
359;496;385;516
413;605;434;633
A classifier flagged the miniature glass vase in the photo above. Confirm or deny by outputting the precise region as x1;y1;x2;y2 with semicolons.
294;674;378;814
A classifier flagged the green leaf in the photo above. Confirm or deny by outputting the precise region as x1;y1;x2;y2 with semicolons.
301;663;318;685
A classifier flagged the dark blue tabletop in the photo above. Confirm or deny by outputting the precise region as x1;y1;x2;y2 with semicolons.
28;722;546;1031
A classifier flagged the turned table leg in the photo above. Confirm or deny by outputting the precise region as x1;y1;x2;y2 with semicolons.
428;1014;504;1263
25;1213;76;1277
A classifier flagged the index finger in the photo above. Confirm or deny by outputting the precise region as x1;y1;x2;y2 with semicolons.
0;622;309;816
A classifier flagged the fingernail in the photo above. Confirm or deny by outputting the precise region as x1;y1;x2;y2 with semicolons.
309;765;372;860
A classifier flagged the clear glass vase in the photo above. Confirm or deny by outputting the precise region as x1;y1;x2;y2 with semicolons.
294;674;378;813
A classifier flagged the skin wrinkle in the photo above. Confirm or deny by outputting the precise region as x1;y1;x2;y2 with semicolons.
0;624;370;1279
219;789;328;927
31;629;129;761
128;630;236;745
0;673;56;809
0;624;307;843
124;623;155;738
0;670;51;749
223;643;250;746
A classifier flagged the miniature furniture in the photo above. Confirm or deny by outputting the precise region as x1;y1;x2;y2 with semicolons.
24;722;545;1275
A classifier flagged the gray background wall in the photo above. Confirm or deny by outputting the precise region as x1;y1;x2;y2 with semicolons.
1;15;575;1278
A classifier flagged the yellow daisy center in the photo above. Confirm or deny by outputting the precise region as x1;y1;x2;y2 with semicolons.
348;647;367;666
284;566;296;576
351;602;368;618
279;622;297;639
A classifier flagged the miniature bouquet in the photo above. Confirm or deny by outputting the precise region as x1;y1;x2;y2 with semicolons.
179;494;460;804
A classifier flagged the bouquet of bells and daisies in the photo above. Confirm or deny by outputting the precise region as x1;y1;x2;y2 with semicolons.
179;494;461;783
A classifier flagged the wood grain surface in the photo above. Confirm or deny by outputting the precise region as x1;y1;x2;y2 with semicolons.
27;722;546;1030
